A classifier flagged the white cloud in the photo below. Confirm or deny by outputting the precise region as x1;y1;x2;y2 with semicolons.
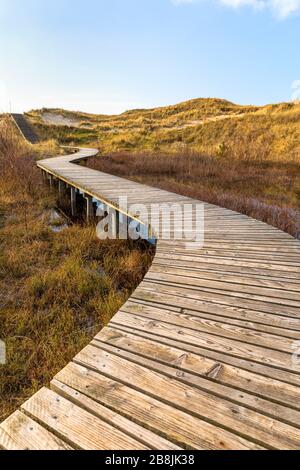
270;0;300;17
220;0;264;11
172;0;300;18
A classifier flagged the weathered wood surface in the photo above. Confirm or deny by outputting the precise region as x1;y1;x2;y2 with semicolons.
1;147;300;450
10;114;40;144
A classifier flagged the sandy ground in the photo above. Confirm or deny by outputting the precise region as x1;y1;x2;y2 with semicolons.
40;110;248;132
41;113;83;127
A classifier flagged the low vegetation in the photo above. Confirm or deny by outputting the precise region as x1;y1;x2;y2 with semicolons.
0;118;154;421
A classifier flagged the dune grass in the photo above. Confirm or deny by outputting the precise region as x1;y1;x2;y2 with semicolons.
27;99;300;160
0;118;154;421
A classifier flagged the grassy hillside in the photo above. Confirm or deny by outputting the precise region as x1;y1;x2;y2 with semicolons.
27;98;300;160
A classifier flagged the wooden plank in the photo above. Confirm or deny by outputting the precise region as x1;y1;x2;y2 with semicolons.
157;247;300;263
147;267;300;301
21;388;149;450
0;411;72;450
93;327;300;428
154;255;300;280
120;307;295;354
151;262;300;292
137;281;300;318
95;326;300;411
54;362;262;450
142;277;300;311
124;299;300;340
113;321;300;387
154;252;300;273
120;301;296;353
74;344;300;449
110;311;300;373
51;380;181;450
132;288;300;331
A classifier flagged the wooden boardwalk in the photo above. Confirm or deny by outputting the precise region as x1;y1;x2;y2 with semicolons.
10;114;40;144
1;146;300;450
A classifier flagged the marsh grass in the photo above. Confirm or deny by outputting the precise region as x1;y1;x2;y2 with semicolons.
0;119;154;420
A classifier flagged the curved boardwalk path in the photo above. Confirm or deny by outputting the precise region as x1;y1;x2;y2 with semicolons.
1;146;300;450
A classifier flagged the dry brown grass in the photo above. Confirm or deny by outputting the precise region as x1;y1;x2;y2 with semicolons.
0;119;154;420
87;151;300;238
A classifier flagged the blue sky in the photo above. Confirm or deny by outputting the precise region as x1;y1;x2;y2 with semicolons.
0;0;299;114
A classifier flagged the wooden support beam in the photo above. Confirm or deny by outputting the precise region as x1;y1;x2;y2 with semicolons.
115;210;120;239
41;170;47;183
70;188;77;217
84;194;94;223
58;180;66;195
